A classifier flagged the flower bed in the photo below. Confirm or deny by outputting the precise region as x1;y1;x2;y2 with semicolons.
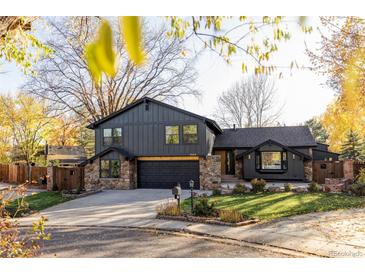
156;214;259;227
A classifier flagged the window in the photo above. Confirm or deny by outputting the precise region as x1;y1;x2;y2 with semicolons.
261;152;282;169
103;128;122;145
183;124;198;144
100;160;121;178
165;125;179;144
256;151;288;170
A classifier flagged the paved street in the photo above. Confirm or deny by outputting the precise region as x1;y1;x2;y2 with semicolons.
40;227;292;258
19;189;365;258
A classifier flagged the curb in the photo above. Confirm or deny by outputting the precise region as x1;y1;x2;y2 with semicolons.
19;223;323;258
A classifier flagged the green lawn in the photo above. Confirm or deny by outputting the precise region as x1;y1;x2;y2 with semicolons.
182;192;365;221
6;192;71;217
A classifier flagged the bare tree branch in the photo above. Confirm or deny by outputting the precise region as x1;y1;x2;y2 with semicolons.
23;17;200;123
213;75;282;128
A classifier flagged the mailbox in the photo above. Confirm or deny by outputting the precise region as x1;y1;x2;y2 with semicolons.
172;184;182;197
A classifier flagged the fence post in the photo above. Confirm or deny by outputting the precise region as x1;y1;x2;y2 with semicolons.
343;159;354;180
47;166;56;191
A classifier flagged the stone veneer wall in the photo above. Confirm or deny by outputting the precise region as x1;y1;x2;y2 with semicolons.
199;155;221;190
304;160;313;182
234;150;243;179
84;157;136;190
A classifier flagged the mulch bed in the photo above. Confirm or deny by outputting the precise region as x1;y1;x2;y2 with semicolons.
156;214;260;227
61;189;102;199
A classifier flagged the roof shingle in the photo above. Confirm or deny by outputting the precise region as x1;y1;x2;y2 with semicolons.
213;126;316;148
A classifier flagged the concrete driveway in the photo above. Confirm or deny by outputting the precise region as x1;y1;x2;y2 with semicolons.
21;189;206;228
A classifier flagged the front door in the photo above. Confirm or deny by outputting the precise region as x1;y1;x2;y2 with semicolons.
226;150;235;175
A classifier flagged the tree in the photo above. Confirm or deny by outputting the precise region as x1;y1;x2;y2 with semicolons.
24;17;199;123
167;16;312;74
307;17;365;94
0;94;52;164
214;75;281;128
341;130;363;160
304;117;328;143
0;16;52;74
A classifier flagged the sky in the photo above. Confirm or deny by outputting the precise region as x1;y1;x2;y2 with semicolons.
0;16;336;126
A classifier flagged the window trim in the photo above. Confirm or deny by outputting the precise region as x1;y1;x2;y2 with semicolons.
255;150;288;171
103;127;122;146
165;125;180;145
100;159;121;178
182;124;198;144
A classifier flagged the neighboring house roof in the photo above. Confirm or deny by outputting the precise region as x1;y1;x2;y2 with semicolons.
214;126;317;148
46;145;87;164
82;147;135;165
236;139;312;160
86;97;222;134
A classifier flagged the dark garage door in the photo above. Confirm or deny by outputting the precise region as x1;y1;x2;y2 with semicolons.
137;160;200;189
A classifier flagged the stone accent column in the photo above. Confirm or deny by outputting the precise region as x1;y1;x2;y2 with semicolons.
84;159;100;190
199;155;221;190
234;150;243;179
304;160;313;182
46;166;56;191
343;159;354;180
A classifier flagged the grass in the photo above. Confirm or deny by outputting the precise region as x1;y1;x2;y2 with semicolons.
6;192;71;217
182;192;365;221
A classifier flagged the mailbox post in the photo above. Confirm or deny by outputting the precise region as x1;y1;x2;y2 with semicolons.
189;179;194;214
172;183;182;208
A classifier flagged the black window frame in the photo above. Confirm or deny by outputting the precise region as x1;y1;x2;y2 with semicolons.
182;124;198;144
165;125;180;145
100;159;121;178
103;128;122;145
255;151;288;171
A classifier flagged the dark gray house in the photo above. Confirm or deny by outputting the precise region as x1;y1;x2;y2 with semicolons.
83;97;320;190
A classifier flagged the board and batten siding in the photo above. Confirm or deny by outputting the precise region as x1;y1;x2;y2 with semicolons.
242;144;305;180
94;101;212;157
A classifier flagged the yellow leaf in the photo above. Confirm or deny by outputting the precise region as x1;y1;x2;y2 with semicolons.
94;21;116;76
85;20;117;84
121;16;146;66
85;43;102;84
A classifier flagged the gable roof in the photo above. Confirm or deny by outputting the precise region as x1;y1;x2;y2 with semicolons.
213;126;317;148
236;139;312;160
81;147;134;166
86;97;222;134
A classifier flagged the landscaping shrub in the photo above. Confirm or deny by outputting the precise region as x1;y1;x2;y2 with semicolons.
250;178;266;193
308;182;321;193
219;209;245;223
350;182;365;196
232;183;247;194
156;201;181;216
284;183;293;192
193;196;217;217
212;188;222;196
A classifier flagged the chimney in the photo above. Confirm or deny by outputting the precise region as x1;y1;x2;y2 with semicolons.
233;124;236;131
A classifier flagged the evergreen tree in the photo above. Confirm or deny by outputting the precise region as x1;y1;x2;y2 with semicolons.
304;117;329;143
341;130;362;160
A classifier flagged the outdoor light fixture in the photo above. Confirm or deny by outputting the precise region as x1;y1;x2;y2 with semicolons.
189;179;194;213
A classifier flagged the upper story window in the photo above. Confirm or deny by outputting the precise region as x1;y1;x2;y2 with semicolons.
165;125;179;144
103;128;122;145
100;159;120;178
183;124;198;144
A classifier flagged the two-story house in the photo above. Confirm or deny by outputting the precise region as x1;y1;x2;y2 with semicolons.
83;97;335;190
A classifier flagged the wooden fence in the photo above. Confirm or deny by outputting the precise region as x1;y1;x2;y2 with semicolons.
312;160;344;184
0;164;47;184
49;166;85;191
354;161;365;177
0;164;9;182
